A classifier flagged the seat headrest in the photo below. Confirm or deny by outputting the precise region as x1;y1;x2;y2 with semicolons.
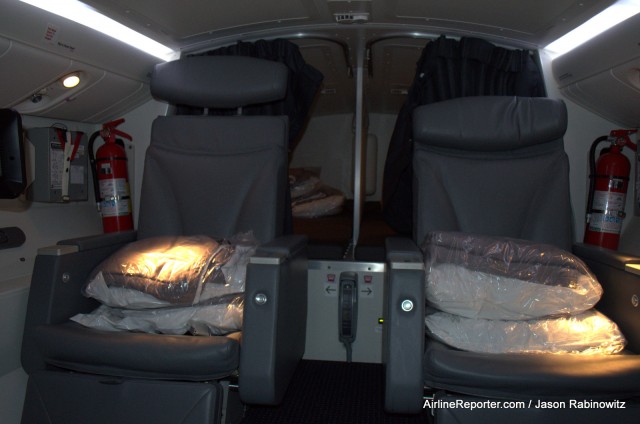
412;96;567;151
150;56;288;109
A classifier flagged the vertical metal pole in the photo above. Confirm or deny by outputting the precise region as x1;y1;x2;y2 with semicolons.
347;36;366;260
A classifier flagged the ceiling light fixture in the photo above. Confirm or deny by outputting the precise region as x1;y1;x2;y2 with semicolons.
62;73;81;88
19;0;177;61
545;0;640;58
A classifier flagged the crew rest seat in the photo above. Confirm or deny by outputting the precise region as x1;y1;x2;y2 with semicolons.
20;55;308;424
384;96;640;423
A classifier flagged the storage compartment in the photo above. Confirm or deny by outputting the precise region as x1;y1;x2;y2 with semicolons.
551;13;640;128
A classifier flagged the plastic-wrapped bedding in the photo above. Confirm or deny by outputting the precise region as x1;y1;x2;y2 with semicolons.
289;167;345;218
425;309;627;355
72;233;257;336
289;167;321;199
422;232;602;320
421;231;626;355
83;233;257;309
292;185;344;218
72;294;244;336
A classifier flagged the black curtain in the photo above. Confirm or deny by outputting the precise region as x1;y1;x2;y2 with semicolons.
182;38;324;153
381;35;546;235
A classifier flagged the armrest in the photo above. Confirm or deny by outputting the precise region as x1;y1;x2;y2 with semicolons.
239;234;308;405
58;230;137;250
573;242;640;353
383;237;426;414
573;242;640;270
21;231;137;373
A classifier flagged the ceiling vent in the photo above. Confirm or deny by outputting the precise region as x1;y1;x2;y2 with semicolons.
334;12;370;24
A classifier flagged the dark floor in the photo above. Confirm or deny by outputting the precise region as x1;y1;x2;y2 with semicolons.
241;360;431;424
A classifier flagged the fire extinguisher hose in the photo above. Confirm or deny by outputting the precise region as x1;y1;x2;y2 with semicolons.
88;131;102;209
586;135;610;221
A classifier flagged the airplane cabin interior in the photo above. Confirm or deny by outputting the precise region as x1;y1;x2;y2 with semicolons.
1;1;640;423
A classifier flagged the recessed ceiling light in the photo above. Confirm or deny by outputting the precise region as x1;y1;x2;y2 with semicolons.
19;0;177;61
62;73;80;88
545;0;640;58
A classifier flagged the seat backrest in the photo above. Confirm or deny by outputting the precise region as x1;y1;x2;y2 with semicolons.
412;96;572;250
139;56;289;244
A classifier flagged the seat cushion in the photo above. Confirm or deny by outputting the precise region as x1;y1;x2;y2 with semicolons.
425;310;626;354
411;98;572;249
35;322;241;380
424;339;640;401
138;115;288;244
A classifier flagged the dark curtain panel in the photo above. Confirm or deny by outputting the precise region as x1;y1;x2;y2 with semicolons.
381;35;546;235
182;38;324;153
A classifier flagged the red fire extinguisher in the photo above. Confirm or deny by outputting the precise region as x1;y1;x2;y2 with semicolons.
584;129;637;250
89;118;134;233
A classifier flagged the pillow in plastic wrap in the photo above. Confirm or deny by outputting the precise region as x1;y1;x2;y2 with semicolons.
289;167;345;218
422;232;602;320
292;185;345;218
83;233;257;309
72;294;244;336
425;309;627;354
289;167;321;199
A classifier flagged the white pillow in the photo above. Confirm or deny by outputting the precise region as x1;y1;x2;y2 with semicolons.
425;310;626;354
427;263;601;320
423;232;602;320
84;273;244;309
71;295;244;336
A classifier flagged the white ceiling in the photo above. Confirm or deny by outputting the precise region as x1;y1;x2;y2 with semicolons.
80;0;614;50
0;0;617;122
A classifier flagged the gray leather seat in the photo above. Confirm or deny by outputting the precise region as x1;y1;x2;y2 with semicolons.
21;56;308;424
384;96;640;423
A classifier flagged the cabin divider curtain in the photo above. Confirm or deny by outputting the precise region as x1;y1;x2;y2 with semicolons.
381;35;546;236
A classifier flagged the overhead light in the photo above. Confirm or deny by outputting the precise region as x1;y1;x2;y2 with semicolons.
62;73;80;88
19;0;177;61
545;0;640;58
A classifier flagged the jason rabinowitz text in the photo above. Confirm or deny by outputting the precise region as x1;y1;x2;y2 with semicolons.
534;399;626;409
423;399;626;410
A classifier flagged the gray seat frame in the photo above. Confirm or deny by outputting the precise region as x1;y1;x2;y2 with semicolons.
20;56;308;424
383;96;640;423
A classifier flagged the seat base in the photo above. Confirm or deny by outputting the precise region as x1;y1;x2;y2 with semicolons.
21;370;226;424
34;322;241;380
424;340;640;401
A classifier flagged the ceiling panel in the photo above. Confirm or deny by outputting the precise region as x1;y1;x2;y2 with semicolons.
84;0;320;45
0;37;73;107
384;0;615;46
392;0;571;34
0;36;150;124
39;72;148;123
82;0;615;50
0;0;624;123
